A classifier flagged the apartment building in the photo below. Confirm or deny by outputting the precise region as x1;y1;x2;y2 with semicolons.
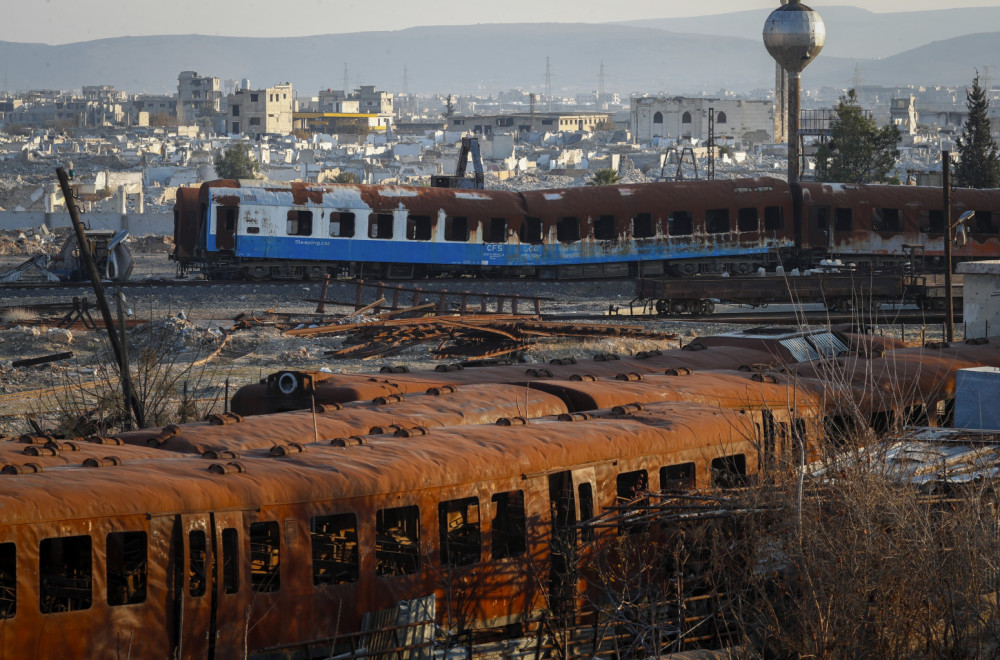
226;83;294;136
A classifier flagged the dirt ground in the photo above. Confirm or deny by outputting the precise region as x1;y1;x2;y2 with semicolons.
1;244;752;437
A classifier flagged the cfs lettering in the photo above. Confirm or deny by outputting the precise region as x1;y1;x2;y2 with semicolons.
485;244;504;253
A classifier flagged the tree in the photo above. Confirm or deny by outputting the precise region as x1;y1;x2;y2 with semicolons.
214;143;259;180
587;168;621;186
955;73;1000;189
814;90;901;184
443;94;456;119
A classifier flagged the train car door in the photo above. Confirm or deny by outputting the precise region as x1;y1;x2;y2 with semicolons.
210;511;246;660
547;471;577;621
215;206;237;251
808;205;832;252
174;513;213;660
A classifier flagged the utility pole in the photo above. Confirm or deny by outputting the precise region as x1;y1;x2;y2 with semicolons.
56;167;144;430
943;150;955;343
707;108;716;181
545;57;552;113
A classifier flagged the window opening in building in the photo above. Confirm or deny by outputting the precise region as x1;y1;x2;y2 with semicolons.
653;111;663;124
106;531;147;606
439;498;481;567
682;111;692;124
717;111;727;123
491;491;526;558
311;513;359;585
375;506;420;577
40;535;92;613
286;210;313;236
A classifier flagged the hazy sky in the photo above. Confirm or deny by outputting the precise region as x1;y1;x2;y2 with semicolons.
5;0;1000;44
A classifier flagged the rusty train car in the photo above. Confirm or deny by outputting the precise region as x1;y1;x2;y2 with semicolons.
1;336;999;657
172;177;1000;280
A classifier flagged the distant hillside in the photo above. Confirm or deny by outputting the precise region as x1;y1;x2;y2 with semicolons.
619;6;1000;61
0;18;988;98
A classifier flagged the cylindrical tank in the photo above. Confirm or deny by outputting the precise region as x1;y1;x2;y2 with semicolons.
240;78;251;92
762;1;826;74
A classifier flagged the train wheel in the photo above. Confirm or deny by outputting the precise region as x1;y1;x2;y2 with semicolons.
733;262;753;276
701;300;716;315
655;299;668;315
670;300;687;315
675;262;698;277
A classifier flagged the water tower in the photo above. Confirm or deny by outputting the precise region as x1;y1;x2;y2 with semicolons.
763;0;825;185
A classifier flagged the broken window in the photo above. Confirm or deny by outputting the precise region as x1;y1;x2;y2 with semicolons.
286;210;313;236
311;513;359;585
445;216;470;242
578;483;595;542
0;543;14;619
189;531;207;597
593;215;617;240
617;470;649;535
557;217;581;243
375;505;420;577
491;491;526;559
520;217;544;244
439;498;481;567
106;531;147;606
764;205;784;231
249;522;280;593
406;215;432;241
40;535;92;613
669;211;694;236
221;528;239;594
835;208;854;232
660;463;696;490
368;213;394;239
484;217;507;243
872;207;902;232
653;111;663;124
329;212;356;237
717;111;728;124
973;210;998;234
706;208;731;234
737;207;759;232
711;454;747;488
632;213;655;239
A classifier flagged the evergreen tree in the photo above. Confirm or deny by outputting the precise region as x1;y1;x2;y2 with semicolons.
443;95;456;119
213;143;259;180
814;90;901;184
955;74;1000;189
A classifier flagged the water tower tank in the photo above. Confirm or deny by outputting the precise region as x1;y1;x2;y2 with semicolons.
240;79;252;92
762;1;825;73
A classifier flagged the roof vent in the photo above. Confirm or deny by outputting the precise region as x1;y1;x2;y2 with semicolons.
558;412;593;422
1;463;42;474
682;342;707;352
525;368;553;378
635;350;663;359
330;436;367;447
373;394;404;406
496;416;528;426
380;365;410;373
612;402;645;415
569;374;598;382
395;426;429;438
316;402;343;412
593;353;620;362
427;385;458;396
664;367;693;376
207;412;244;426
202;449;240;459
269;443;305;456
208;462;247;474
83;456;123;468
549;357;577;365
23;446;59;457
87;435;124;446
434;363;464;372
615;372;643;382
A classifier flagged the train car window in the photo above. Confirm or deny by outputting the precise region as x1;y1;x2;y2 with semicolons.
835;208;854;232
578;483;595;542
764;206;784;231
737;207;759;232
706;209;731;234
438;498;481;567
445;216;470;242
39;535;92;613
711;455;747;488
106;532;147;606
520;218;544;244
368;213;394;239
872;208;901;232
925;210;945;233
221;528;239;594
375;506;420;577
491;491;526;559
484;218;508;244
0;543;14;619
810;206;829;230
219;207;236;231
249;522;280;593
593;215;617;240
286;210;313;236
824;415;857;447
616;470;650;535
311;513;359;585
632;213;655;239
973;210;998;233
189;531;207;597
660;463;696;490
329;212;356;238
406;215;432;241
669;211;693;236
557;217;581;243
